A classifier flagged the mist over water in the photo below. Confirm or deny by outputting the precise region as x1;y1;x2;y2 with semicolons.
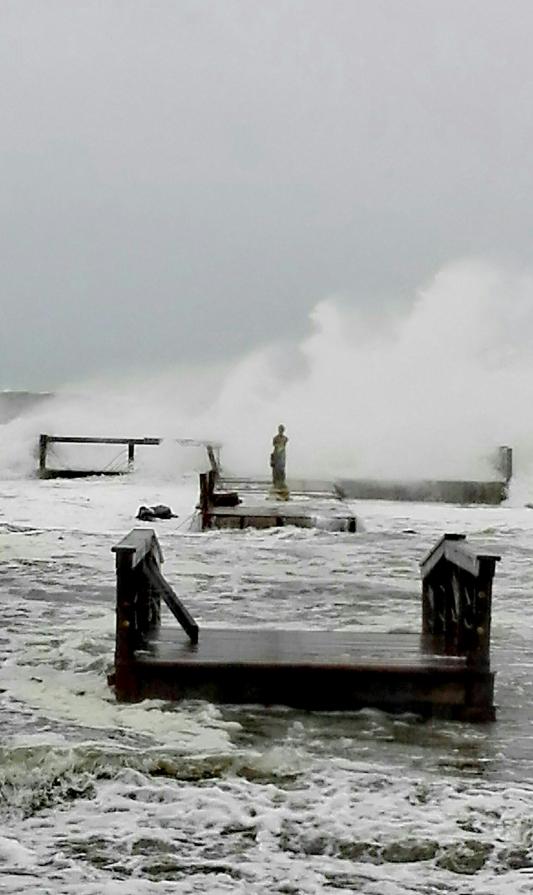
3;259;533;488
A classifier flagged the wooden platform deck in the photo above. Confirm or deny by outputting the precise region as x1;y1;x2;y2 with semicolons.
202;502;357;531
198;471;357;532
110;530;500;720
129;628;490;717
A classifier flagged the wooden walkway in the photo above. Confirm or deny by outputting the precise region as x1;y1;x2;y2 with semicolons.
110;531;500;720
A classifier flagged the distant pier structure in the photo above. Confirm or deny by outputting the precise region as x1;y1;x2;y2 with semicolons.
38;434;221;479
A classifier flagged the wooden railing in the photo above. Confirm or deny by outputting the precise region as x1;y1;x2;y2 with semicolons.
112;529;198;694
39;435;160;477
39;434;222;478
420;534;500;667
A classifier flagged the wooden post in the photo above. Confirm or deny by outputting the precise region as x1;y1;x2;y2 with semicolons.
468;556;496;668
136;557;161;640
114;551;138;699
128;441;135;469
39;434;48;477
199;473;211;530
112;529;164;700
208;468;216;500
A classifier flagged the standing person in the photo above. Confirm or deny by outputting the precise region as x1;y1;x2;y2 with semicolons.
270;424;289;499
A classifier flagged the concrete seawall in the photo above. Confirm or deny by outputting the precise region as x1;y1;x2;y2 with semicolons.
336;478;508;505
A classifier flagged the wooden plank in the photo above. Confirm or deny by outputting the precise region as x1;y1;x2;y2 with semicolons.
46;435;161;446
137;628;469;668
40;469;126;479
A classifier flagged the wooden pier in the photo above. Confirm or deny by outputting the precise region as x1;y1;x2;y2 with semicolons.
197;469;358;532
110;530;500;720
38;434;221;479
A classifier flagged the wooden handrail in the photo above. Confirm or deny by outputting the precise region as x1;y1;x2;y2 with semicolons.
420;533;501;578
112;529;199;696
420;533;500;667
112;528;163;567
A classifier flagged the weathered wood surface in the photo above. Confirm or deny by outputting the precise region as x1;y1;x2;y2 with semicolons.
140;628;468;667
112;528;163;566
45;435;161;446
110;529;499;720
126;628;494;719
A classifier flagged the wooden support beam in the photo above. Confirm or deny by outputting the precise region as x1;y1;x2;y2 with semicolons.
143;555;198;644
420;534;500;669
39;433;48;475
47;435;161;446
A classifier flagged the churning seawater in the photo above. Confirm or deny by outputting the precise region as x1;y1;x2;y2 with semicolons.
2;474;533;894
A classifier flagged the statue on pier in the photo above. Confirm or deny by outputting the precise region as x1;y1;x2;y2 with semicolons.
270;424;289;500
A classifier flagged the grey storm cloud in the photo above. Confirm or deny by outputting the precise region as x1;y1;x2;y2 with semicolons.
2;0;533;388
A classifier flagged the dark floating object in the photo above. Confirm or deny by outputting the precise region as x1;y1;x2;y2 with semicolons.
109;530;500;721
136;505;177;521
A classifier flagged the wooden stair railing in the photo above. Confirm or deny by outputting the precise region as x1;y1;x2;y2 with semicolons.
420;533;500;667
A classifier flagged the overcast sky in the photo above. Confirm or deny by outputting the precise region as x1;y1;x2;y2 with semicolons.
2;0;533;388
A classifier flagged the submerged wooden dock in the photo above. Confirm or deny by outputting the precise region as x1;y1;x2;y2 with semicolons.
110;530;499;720
197;470;358;532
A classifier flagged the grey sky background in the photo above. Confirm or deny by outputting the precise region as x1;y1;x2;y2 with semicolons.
2;0;533;389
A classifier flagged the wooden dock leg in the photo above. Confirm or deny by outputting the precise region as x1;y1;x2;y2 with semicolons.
199;473;212;530
128;441;135;470
39;434;48;478
114;553;140;701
